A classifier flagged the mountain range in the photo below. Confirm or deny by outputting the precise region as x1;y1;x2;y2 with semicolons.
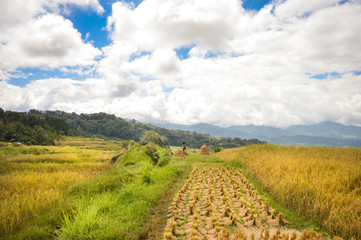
155;121;361;147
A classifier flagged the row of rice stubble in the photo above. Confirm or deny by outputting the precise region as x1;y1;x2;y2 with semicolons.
163;167;344;240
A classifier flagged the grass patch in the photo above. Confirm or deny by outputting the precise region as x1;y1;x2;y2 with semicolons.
0;138;121;239
52;141;182;240
56;164;184;240
1;139;178;239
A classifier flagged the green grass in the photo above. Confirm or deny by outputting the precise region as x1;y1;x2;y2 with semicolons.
59;137;128;151
1;138;182;240
56;163;184;240
53;142;183;240
0;145;52;162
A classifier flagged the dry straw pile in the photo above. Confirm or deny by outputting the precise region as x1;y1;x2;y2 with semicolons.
174;149;188;158
199;145;210;155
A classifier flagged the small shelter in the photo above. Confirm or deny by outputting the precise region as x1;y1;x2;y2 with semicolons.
199;145;210;155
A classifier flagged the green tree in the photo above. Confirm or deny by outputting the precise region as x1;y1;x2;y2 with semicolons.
213;146;224;153
140;130;168;147
33;125;56;145
0;120;6;140
45;116;68;135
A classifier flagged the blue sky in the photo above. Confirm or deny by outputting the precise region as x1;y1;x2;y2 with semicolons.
1;0;360;127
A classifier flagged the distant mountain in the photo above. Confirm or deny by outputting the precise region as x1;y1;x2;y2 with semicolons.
286;121;361;139
157;123;247;138
155;122;361;147
226;125;286;139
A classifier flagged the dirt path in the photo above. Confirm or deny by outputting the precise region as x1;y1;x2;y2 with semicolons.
140;163;190;240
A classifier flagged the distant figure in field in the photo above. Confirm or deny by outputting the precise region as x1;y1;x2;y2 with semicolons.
182;142;187;153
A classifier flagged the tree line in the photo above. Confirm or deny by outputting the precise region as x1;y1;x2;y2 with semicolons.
30;109;265;148
0;108;67;145
0;108;266;148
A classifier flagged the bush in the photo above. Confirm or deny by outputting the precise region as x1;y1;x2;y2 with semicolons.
140;130;168;147
139;163;154;184
144;144;159;165
118;142;171;167
213;146;224;153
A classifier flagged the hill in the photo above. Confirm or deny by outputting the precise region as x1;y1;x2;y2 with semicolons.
25;109;264;149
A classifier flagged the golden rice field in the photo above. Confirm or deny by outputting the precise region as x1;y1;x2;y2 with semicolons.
0;138;117;235
217;145;361;240
163;167;335;240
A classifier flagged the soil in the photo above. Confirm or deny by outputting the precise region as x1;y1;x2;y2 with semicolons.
140;164;190;240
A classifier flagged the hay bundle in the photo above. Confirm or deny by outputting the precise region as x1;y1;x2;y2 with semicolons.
120;148;127;154
110;148;127;164
174;149;188;157
199;145;210;155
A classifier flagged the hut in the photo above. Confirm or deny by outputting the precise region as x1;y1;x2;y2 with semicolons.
199;145;210;155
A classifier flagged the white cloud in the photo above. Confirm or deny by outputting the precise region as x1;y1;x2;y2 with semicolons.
274;0;341;18
0;77;169;123
1;0;361;128
0;0;103;28
107;0;242;50
0;14;101;70
97;0;361;126
0;0;102;77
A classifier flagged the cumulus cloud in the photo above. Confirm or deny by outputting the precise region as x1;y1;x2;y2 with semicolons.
0;0;103;28
106;0;242;50
274;0;341;18
1;0;361;127
98;0;361;126
0;0;102;77
0;14;101;71
0;77;168;123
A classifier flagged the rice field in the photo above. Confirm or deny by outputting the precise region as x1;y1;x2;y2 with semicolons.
217;145;361;240
2;138;358;239
0;138;118;236
162;166;334;240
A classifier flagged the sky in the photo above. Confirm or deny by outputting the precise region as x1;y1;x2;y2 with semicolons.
0;0;361;128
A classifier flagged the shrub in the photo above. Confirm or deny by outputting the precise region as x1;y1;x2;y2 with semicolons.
118;142;171;167
144;144;159;165
213;146;224;153
140;130;168;147
139;163;154;184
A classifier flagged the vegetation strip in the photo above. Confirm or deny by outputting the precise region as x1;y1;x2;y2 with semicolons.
142;163;190;239
56;142;182;239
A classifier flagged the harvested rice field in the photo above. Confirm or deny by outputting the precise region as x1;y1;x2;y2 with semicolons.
162;166;340;240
